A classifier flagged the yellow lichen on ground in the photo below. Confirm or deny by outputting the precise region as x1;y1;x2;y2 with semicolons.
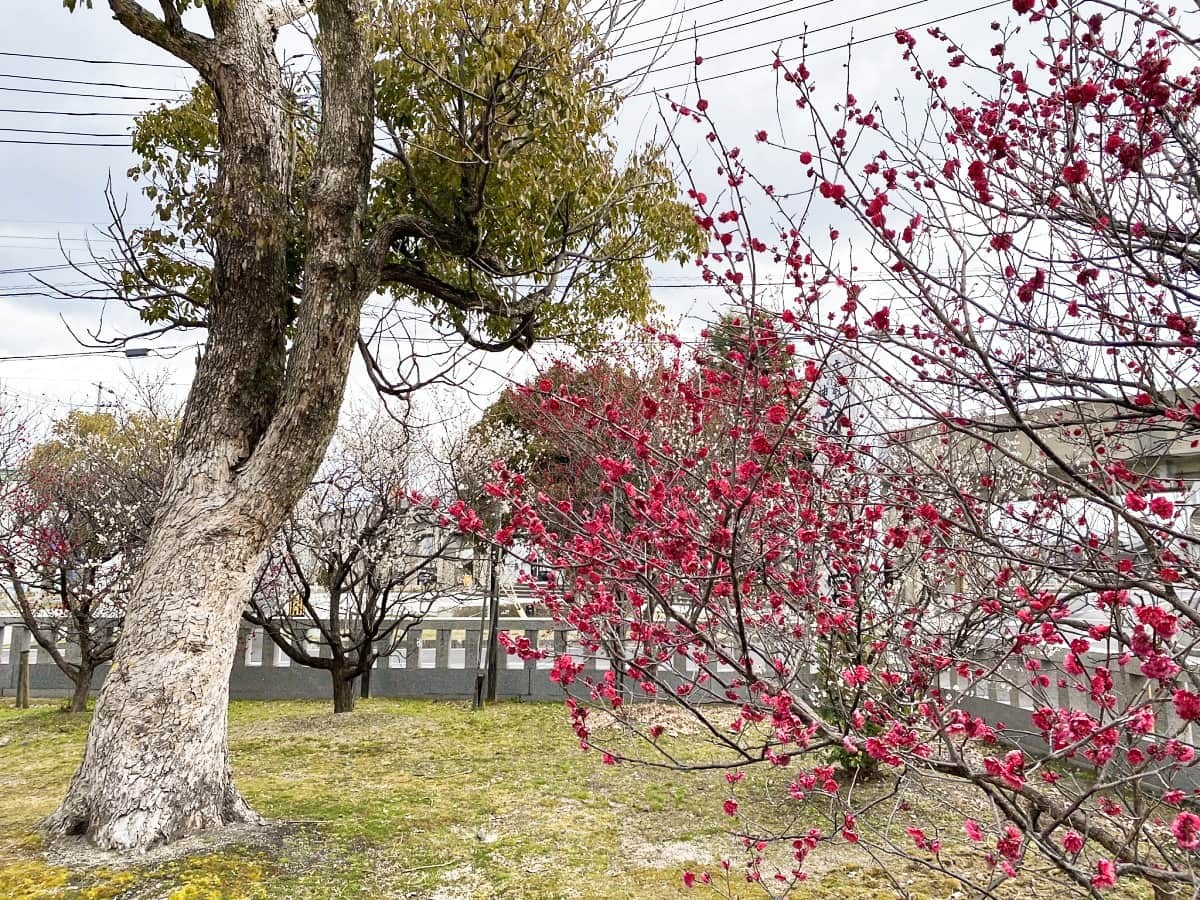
0;860;71;899
163;855;266;899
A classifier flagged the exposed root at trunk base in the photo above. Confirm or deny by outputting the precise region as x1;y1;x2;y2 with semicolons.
41;780;265;853
40;820;295;871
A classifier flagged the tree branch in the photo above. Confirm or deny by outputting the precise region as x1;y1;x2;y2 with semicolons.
107;0;214;76
264;0;312;29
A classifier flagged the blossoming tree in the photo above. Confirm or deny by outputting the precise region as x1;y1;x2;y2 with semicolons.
246;421;453;713
489;1;1200;895
0;409;174;712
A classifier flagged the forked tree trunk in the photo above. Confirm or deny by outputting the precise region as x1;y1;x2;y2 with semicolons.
43;0;375;852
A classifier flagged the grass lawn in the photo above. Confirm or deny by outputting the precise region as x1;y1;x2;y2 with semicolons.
0;699;1150;899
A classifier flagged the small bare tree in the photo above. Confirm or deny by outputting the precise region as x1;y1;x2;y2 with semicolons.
246;420;461;712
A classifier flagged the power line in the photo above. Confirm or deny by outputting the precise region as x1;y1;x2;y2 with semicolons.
0;50;189;70
0;138;128;147
0;278;115;290
627;0;941;77
0;126;129;138
0;72;187;93
0;244;114;252
0;291;110;300
0;244;111;252
5;0;972;101
0;262;108;276
633;0;1007;96
0;278;110;295
0;385;100;409
613;0;842;58
0;84;179;102
0;218;144;226
615;0;745;33
0;0;999;115
0;346;180;363
0;7;1008;156
0;0;893;70
0;234;120;244
0;107;135;117
0;1;997;137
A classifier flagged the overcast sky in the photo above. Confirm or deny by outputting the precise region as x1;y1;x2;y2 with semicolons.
0;0;1002;425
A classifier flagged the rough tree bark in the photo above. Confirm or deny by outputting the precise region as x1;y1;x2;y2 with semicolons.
43;0;376;850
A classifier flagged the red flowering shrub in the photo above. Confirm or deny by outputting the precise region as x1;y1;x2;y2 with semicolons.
483;0;1200;894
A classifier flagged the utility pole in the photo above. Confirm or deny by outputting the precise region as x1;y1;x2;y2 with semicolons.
472;543;502;709
15;649;29;709
471;586;487;712
90;349;158;413
11;626;31;709
484;544;501;702
93;382;118;413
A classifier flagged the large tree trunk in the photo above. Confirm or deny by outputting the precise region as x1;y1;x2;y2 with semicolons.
43;0;376;852
43;511;268;847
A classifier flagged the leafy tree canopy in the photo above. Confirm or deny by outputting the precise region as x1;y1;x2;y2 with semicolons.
112;0;704;348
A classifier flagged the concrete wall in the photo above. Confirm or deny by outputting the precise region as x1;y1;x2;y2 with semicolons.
939;654;1200;791
0;617;745;704
8;618;1194;792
